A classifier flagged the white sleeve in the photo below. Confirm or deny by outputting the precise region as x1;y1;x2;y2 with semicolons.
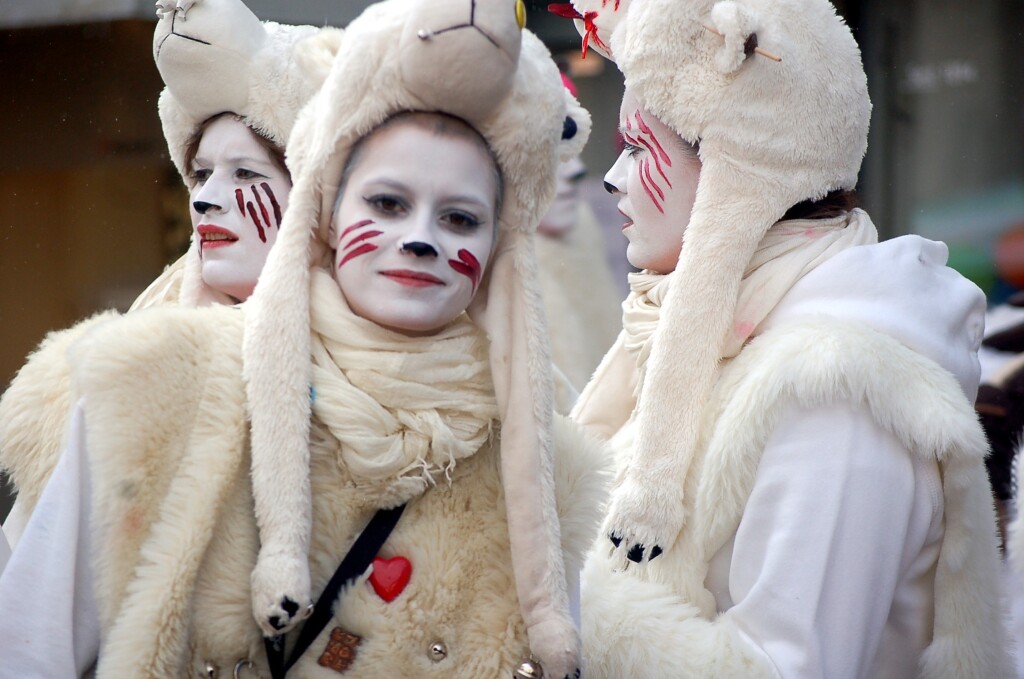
0;524;10;575
724;401;929;678
0;403;99;678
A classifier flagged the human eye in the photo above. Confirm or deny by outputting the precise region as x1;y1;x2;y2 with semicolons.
235;168;266;181
191;167;212;183
364;193;407;216
442;210;483;231
623;141;643;158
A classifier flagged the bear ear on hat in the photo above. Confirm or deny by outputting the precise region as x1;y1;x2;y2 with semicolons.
294;27;346;92
558;87;592;161
709;1;762;74
153;0;267;122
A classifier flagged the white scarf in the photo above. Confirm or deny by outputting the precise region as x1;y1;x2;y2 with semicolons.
602;213;876;432
623;209;878;385
308;270;498;504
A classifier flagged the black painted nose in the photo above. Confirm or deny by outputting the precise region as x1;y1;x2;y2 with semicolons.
603;181;617;195
400;241;438;257
193;200;218;214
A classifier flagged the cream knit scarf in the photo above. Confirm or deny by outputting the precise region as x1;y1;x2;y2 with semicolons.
308;269;499;504
623;209;878;393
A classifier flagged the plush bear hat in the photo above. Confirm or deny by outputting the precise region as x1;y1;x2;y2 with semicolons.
130;0;342;309
242;0;591;675
560;0;871;564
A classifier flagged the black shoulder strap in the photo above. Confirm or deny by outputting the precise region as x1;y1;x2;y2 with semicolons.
265;503;407;678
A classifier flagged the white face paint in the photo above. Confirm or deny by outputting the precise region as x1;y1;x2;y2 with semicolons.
604;88;702;274
538;155;586;237
331;120;498;335
189;116;290;302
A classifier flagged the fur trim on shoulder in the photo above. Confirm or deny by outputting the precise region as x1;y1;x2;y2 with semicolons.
0;310;120;512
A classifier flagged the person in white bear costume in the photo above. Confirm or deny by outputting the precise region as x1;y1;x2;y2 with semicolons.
0;0;610;677
557;0;1012;676
0;0;342;551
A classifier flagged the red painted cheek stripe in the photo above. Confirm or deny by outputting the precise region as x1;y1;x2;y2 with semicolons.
636;136;672;187
635;111;672;166
448;248;482;290
344;230;383;249
638;161;664;214
235;188;245;214
246;202;267;243
642;159;665;200
251;185;272;231
339;219;375;245
261;183;282;225
338;243;377;268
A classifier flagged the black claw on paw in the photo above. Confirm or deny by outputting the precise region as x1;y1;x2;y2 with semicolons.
281;597;299;617
609;533;622;548
626;544;645;563
650;545;663;560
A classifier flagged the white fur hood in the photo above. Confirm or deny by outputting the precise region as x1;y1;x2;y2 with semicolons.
762;232;987;401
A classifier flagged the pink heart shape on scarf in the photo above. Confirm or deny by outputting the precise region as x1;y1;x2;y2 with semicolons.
369;556;412;603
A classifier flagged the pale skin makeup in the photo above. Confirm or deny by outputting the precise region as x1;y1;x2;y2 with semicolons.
190;116;291;301
604;88;702;274
331;119;498;335
538;155;586;237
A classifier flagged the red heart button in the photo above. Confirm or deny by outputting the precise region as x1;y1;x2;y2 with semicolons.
369;556;412;603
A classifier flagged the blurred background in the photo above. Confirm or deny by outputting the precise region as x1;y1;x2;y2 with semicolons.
1;0;1022;518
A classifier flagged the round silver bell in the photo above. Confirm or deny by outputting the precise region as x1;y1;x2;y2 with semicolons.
513;659;544;679
428;641;448;662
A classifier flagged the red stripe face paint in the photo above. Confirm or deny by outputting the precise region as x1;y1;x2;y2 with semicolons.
336;219;381;269
261;182;283;225
345;230;383;248
246;202;267;243
338;219;375;246
639;159;665;214
625;110;674;214
634;111;672;167
251;185;272;231
339;242;378;268
235;188;245;214
448;248;482;291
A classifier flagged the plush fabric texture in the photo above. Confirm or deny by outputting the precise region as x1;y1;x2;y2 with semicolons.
153;0;343;306
566;0;873;566
64;304;608;678
308;270;498;505
242;1;592;673
0;311;119;519
581;317;1009;678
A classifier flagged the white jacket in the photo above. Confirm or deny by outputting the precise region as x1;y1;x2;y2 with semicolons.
581;236;1010;678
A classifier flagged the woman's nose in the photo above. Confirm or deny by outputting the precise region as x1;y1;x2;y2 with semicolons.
400;241;439;257
604;150;630;195
193;200;219;215
398;210;441;256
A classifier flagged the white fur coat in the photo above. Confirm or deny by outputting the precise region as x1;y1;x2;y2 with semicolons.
62;305;609;678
